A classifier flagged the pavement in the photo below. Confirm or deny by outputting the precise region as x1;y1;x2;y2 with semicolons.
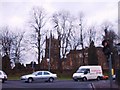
93;80;120;90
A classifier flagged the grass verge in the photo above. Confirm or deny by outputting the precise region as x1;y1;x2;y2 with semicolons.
8;75;72;80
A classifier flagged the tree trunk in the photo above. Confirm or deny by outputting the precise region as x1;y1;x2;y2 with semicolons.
38;33;41;65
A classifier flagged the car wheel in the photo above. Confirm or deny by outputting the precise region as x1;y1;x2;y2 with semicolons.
49;77;54;82
73;79;78;81
28;78;33;83
82;77;87;81
97;77;101;81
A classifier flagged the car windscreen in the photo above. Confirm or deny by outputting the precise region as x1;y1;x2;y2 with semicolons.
2;71;7;75
32;72;38;75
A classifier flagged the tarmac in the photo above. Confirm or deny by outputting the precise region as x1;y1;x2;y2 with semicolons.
93;80;120;90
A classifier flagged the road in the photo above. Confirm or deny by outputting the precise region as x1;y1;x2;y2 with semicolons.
2;80;94;90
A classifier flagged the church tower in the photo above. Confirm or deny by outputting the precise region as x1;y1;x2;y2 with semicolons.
45;35;60;69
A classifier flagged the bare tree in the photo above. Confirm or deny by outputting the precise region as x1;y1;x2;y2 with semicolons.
52;11;74;59
68;27;81;50
78;12;86;65
87;26;96;45
0;27;14;57
29;7;47;64
10;32;25;64
52;11;74;71
0;26;14;72
0;26;25;69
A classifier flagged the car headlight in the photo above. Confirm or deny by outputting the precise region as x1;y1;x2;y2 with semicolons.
21;76;27;79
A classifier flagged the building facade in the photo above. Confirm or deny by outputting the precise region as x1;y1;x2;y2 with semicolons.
40;36;116;71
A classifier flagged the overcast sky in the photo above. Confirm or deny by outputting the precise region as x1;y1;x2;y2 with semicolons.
0;0;119;64
0;0;119;29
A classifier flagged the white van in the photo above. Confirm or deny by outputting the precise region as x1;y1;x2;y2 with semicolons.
73;66;103;81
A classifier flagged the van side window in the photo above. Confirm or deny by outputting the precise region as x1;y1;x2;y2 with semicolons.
84;69;90;74
86;69;90;73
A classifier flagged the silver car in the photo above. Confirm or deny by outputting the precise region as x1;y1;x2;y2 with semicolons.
0;70;7;83
21;71;57;83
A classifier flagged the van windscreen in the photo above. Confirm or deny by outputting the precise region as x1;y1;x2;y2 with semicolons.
76;68;87;73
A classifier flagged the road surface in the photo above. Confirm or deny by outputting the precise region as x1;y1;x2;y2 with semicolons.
2;80;94;90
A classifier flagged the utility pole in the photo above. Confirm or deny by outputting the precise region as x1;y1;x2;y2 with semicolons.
48;30;51;71
116;43;120;86
32;61;35;72
108;54;113;88
0;41;2;70
102;40;113;88
0;41;2;90
79;23;85;66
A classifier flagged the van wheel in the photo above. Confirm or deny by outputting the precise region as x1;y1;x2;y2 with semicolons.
2;80;4;83
82;77;87;81
97;77;101;81
74;79;78;81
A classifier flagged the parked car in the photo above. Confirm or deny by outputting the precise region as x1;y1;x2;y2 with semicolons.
21;71;57;83
102;75;109;80
0;70;7;83
102;75;115;80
